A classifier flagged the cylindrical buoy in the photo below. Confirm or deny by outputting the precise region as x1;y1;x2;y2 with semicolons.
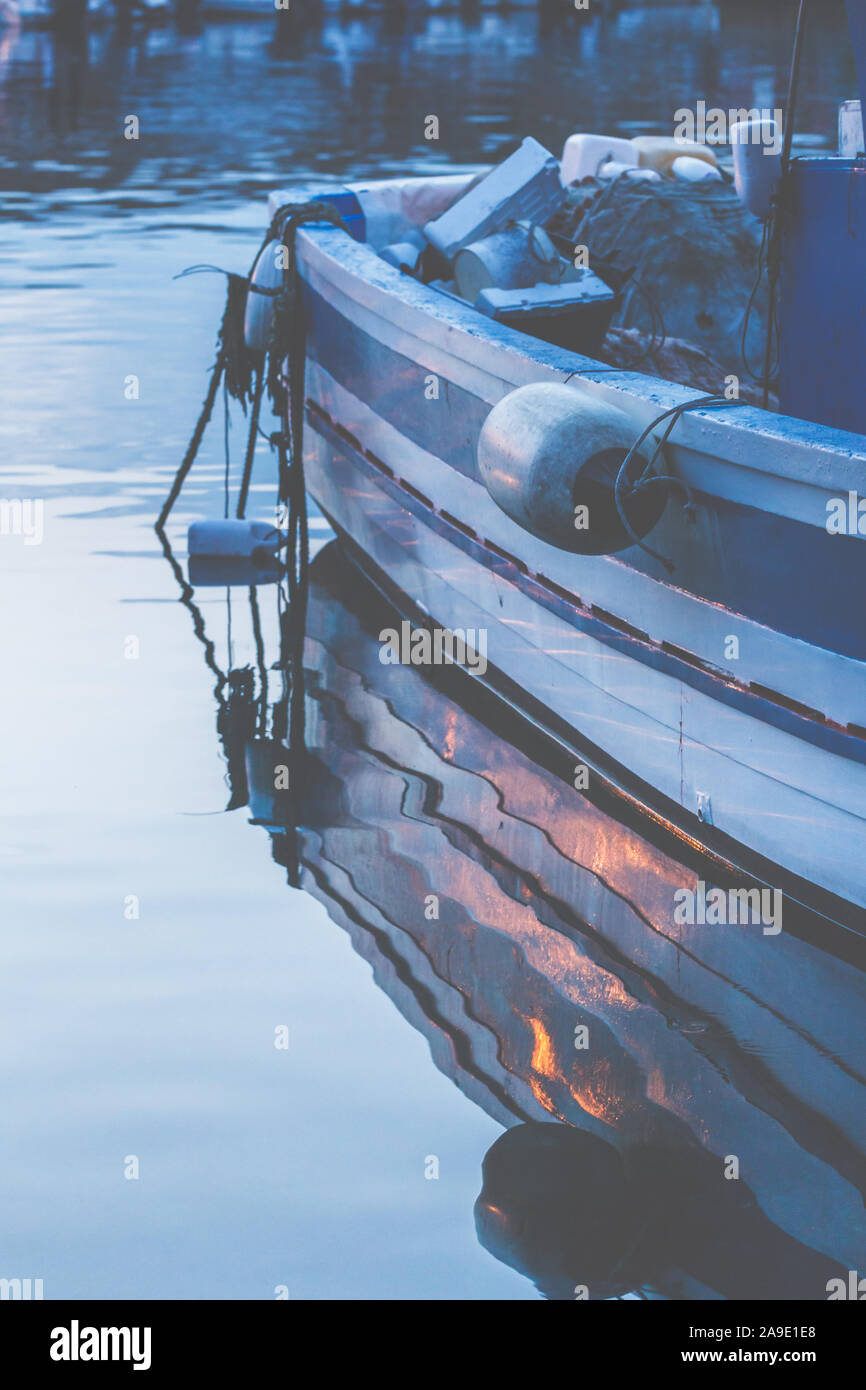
188;519;281;559
730;118;782;221
477;382;667;555
188;556;284;587
454;224;562;304
243;239;285;352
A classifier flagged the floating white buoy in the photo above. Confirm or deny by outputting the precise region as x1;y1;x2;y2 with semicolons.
730;118;782;221
188;519;282;560
561;134;639;185
243;239;284;352
671;155;723;184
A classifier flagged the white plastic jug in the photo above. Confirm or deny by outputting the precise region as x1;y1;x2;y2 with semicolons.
730;118;782;221
631;136;718;174
561;134;638;185
672;156;723;184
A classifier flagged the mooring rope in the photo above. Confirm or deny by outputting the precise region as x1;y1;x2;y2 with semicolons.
157;200;350;884
613;393;748;573
235;364;265;520
156;270;255;531
262;202;351;600
157;198;350;606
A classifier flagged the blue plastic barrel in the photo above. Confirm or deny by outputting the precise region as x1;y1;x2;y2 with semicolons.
778;157;866;435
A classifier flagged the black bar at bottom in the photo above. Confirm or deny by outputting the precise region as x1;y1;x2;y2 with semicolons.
4;1296;863;1375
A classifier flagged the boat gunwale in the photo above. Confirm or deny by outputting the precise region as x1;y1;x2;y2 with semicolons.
268;178;866;498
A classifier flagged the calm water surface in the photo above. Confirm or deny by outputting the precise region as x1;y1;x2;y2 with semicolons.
0;1;863;1300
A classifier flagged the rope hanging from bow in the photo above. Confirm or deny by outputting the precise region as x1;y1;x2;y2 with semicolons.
157;198;351;604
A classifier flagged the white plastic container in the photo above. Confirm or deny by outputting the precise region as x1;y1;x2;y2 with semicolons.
599;161;661;183
188;520;281;559
561;134;638;185
423;137;562;260
839;100;864;156
730;118;782;221
672;155;723;184
453;223;562;303
631;136;718;174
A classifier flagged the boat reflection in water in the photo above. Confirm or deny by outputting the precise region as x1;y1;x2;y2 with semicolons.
175;539;866;1301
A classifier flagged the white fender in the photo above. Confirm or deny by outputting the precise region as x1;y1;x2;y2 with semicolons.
477;382;666;555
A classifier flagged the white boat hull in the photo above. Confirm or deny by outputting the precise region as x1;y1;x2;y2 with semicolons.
264;176;866;921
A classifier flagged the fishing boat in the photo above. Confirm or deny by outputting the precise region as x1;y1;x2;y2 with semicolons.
254;169;866;930
166;6;866;935
175;542;866;1298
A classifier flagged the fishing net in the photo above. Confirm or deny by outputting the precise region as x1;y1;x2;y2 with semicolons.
548;175;771;381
